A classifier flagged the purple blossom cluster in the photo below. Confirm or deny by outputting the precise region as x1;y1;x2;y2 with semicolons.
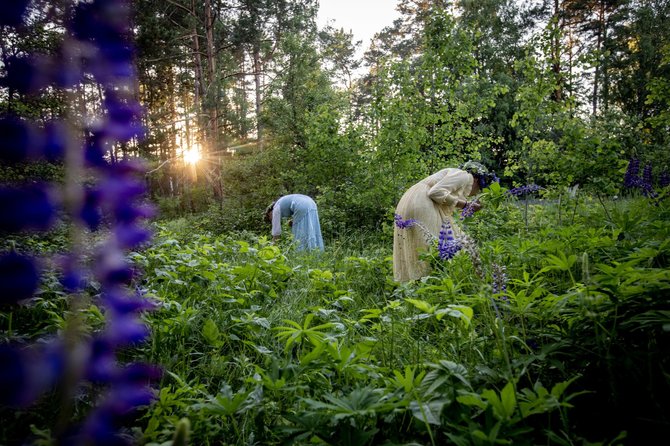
660;171;670;189
1;1;159;444
506;184;542;197
624;158;658;198
460;201;477;220
394;213;417;229
437;221;462;260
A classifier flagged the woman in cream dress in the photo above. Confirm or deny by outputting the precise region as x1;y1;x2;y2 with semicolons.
393;162;493;282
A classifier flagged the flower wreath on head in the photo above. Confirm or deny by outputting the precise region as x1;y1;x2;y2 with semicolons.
460;160;498;189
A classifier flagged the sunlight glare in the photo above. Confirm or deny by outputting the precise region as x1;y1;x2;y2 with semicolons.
183;147;201;165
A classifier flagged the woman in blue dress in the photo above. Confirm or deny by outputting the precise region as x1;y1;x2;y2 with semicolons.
264;194;324;251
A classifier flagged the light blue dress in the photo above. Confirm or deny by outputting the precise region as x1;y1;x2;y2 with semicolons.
271;194;324;251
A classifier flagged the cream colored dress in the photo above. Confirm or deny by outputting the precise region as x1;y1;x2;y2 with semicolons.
393;168;474;282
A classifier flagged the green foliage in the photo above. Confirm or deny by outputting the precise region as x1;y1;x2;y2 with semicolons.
6;193;670;444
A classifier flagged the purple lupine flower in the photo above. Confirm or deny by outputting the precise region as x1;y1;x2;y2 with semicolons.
507;184;542;197
0;116;41;164
0;251;40;305
102;289;157;315
42;120;68;161
460;201;477;220
81;187;103;231
624;158;641;188
0;0;159;442
0;184;56;232
394;213;417;229
58;254;88;292
640;163;658;198
660;171;670;188
0;345;29;406
437;221;462;260
624;159;657;197
0;340;65;407
642;163;653;187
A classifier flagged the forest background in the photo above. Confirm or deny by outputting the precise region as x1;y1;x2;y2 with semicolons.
3;0;669;237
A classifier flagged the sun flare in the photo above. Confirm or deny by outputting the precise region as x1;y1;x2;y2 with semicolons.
183;147;201;165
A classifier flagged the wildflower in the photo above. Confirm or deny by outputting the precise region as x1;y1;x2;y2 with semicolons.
660;171;670;188
0;116;41;164
643;162;653;187
0;1;159;442
507;184;542;196
0;252;40;305
460;201;477;220
624;158;657;197
491;263;508;301
624;158;641;188
394;213;417;229
0;185;56;232
437;221;462;260
460;234;483;278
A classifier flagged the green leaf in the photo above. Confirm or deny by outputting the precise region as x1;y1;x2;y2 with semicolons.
409;400;445;425
202;319;221;346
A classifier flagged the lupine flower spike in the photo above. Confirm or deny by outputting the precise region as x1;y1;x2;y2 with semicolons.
437;221;462;260
0;0;159;443
460;201;477;220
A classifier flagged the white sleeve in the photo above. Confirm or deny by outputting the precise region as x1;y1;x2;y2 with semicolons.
427;170;473;205
271;204;282;236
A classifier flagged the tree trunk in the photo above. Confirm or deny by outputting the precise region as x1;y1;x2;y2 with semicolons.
253;42;264;149
592;1;604;115
191;0;205;149
204;0;219;150
552;0;563;102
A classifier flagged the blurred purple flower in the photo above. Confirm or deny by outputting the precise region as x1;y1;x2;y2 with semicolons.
0;0;157;440
81;187;103;231
114;224;152;249
0;184;56;232
43;120;68;161
85;131;112;168
0;115;42;163
102;288;157;315
115;203;156;224
0;251;40;305
99;177;146;206
106;315;150;346
104;92;145;141
507;184;542;197
85;338;117;383
58;255;88;292
81;385;155;446
0;341;65;407
0;345;28;406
